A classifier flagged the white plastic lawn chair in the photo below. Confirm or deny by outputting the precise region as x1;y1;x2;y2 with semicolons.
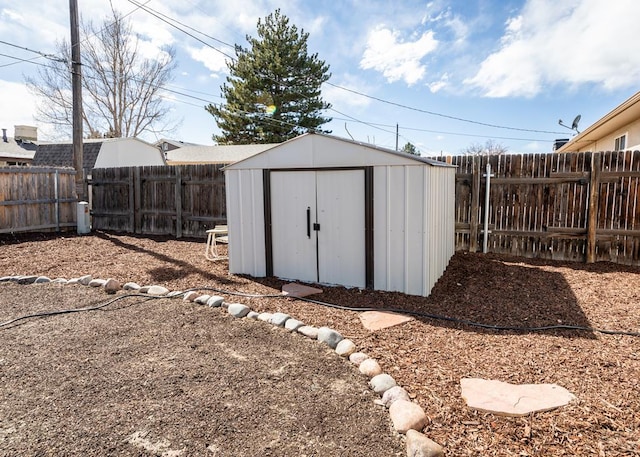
205;225;228;260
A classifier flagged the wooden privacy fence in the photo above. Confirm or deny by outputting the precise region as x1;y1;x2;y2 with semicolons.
0;167;77;233
91;164;226;237
436;150;640;264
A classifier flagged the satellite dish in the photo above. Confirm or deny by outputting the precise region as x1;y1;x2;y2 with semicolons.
571;114;581;131
558;114;581;133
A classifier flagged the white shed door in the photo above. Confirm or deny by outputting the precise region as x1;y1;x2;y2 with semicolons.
270;170;365;288
271;171;318;283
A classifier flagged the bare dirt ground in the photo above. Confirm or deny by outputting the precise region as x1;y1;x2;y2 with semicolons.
1;231;639;456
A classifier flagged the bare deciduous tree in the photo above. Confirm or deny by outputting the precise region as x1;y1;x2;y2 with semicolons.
461;139;508;156
26;9;178;139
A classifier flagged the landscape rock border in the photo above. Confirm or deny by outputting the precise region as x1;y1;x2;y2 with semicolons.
0;274;445;456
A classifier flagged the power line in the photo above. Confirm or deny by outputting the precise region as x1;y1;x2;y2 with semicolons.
0;52;47;69
127;0;235;50
324;82;566;135
10;4;557;146
125;0;235;60
330;112;552;143
0;40;66;62
122;3;564;139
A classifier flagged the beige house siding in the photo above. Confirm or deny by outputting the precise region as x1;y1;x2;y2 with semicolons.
569;121;640;152
557;91;640;153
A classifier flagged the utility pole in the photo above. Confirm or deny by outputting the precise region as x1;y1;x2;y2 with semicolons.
69;0;84;201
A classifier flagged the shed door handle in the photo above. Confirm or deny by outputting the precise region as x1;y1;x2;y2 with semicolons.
306;207;311;238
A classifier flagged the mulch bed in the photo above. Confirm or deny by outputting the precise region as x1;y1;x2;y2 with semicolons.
1;231;639;456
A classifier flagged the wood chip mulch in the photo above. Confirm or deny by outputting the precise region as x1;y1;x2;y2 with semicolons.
1;231;639;456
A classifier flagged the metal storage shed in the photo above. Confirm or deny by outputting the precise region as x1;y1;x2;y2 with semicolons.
224;133;456;297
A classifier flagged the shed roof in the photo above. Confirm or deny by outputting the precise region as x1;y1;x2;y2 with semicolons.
33;137;160;169
225;133;455;170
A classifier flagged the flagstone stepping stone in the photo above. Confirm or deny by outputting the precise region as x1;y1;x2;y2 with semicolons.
359;311;413;331
460;378;576;417
281;283;323;297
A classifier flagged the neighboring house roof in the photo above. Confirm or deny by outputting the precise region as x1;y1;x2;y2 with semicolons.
556;90;640;152
225;133;455;170
34;140;102;169
155;138;205;152
165;143;279;165
0;137;38;162
33;137;165;169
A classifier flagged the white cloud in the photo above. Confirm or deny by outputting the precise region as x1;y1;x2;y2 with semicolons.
0;81;36;125
428;73;449;93
360;26;438;86
423;5;468;47
466;0;640;97
188;46;229;75
0;80;56;139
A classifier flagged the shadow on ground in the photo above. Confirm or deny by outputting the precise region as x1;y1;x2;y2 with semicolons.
251;251;599;339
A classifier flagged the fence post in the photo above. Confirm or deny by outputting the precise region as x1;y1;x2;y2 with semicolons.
128;168;135;232
54;169;60;231
134;167;142;234
469;156;481;252
586;152;601;263
175;167;183;238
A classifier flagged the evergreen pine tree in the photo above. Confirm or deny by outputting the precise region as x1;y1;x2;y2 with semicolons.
207;9;332;144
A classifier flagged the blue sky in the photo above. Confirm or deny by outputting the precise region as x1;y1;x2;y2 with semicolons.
1;0;639;155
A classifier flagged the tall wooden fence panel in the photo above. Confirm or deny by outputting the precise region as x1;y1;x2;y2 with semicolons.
91;164;226;237
0;167;77;233
435;151;640;264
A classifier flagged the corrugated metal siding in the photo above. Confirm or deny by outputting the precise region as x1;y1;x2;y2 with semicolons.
226;169;265;276
226;151;455;297
374;164;455;296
